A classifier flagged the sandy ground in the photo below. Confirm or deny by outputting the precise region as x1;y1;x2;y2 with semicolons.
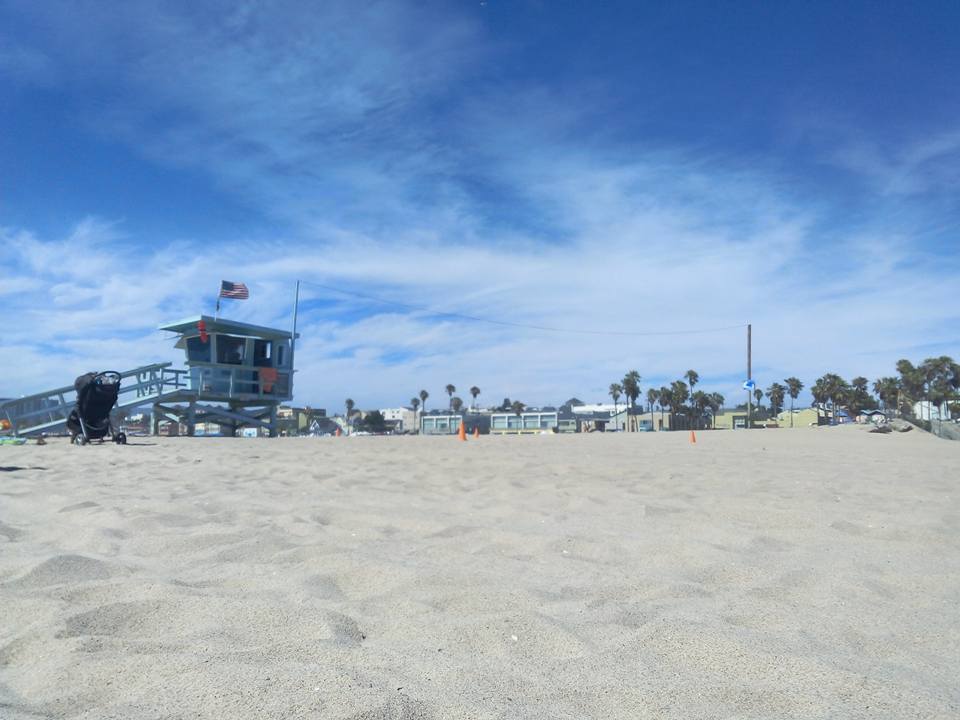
1;426;958;719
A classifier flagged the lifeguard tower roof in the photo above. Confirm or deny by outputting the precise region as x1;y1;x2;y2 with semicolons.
159;315;298;340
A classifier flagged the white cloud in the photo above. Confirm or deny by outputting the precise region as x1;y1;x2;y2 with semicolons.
3;178;957;411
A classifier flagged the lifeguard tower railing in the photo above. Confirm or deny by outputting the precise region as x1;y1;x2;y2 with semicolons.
185;362;292;401
0;363;189;437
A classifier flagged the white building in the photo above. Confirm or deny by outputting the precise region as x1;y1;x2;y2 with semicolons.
913;400;950;422
380;407;417;433
571;403;621;415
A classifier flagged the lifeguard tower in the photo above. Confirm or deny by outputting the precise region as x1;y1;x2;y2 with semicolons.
0;314;298;438
154;315;297;437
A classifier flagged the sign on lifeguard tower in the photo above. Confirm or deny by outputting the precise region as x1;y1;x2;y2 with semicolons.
155;315;298;436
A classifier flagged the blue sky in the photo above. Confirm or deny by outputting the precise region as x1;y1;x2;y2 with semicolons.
1;0;958;410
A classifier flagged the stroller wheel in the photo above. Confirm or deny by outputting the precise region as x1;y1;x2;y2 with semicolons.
73;434;88;446
115;433;127;445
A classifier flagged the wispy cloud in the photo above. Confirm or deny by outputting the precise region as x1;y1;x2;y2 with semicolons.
829;130;960;197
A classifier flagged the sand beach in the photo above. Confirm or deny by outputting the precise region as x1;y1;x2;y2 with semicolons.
1;427;958;718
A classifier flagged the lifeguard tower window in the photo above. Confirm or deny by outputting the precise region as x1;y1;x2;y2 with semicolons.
217;335;246;365
254;339;272;366
186;336;211;363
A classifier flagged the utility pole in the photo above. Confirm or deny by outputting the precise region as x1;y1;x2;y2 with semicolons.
747;323;752;429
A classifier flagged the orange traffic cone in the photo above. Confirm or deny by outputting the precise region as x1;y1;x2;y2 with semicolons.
473;427;480;439
458;423;467;441
689;430;696;444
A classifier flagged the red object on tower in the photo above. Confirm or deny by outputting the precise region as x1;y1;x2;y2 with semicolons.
197;319;208;343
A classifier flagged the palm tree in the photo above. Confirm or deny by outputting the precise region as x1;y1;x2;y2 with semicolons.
691;390;710;428
810;379;827;423
410;397;420;434
684;370;699;427
510;400;525;415
451;396;464;413
470;386;480;410
419;389;429;419
766;383;786;418
445;384;456;410
609;382;623;430
671;380;689;430
815;373;848;424
709;392;724;428
658;386;672;430
622;370;641;431
896;359;924;403
784;377;803;427
848;376;875;417
753;387;763;409
344;398;355;434
646;388;660;426
872;377;899;413
917;356;960;429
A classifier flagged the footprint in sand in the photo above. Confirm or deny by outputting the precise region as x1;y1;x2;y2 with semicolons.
59;600;171;639
347;694;433;720
7;554;121;588
304;574;345;600
0;520;24;542
57;501;100;513
428;525;479;539
830;520;869;536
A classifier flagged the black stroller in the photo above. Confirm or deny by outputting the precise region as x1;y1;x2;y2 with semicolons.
66;372;127;445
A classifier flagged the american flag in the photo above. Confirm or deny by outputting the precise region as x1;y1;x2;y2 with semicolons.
219;281;249;300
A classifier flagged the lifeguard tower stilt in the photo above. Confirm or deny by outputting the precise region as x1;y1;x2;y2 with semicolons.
156;316;297;437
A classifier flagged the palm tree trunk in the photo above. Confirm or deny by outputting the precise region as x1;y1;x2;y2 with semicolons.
790;397;794;428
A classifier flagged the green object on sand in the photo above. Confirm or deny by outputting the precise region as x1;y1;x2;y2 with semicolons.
0;437;27;445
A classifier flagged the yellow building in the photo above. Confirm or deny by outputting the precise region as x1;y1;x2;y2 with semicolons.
776;408;821;427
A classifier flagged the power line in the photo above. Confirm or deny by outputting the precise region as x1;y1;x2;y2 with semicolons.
298;279;747;338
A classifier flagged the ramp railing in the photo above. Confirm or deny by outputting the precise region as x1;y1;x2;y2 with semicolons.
0;363;189;436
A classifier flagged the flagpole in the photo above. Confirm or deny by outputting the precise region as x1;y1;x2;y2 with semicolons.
290;279;300;375
215;281;221;320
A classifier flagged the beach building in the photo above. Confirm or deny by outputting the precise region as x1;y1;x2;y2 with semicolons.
557;407;579;433
913;400;951;422
571;403;620;415
607;408;657;431
711;410;750;430
420;411;491;435
490;410;558;434
420;412;462;435
381;407;417;433
776;408;821;427
274;406;327;436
